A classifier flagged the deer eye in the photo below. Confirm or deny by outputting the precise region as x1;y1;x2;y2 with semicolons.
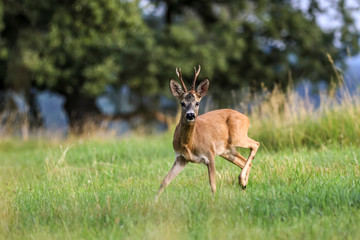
181;102;186;107
195;102;199;107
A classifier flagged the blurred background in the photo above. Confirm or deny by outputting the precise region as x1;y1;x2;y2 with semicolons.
0;0;359;138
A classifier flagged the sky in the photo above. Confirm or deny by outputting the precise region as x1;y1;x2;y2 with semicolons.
317;0;360;30
293;0;360;48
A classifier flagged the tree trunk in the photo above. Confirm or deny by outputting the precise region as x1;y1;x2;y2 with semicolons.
64;94;101;134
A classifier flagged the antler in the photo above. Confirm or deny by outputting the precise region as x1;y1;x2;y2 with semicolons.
193;65;201;90
176;67;187;92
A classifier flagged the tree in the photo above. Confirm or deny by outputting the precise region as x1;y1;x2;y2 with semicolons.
0;0;359;131
145;0;359;105
0;0;151;127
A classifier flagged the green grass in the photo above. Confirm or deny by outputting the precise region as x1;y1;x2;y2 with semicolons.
1;135;359;239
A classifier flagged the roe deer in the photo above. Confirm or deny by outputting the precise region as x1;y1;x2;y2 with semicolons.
156;65;260;200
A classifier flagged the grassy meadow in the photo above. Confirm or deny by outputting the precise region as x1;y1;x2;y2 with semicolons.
1;86;360;239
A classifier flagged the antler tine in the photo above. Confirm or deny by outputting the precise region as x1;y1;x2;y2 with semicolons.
193;65;201;90
176;67;187;92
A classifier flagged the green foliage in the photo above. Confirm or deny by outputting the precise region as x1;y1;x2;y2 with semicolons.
148;0;359;99
1;0;148;97
0;136;360;239
0;0;359;117
0;1;3;32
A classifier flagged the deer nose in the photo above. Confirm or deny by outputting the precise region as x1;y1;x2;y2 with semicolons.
186;112;196;121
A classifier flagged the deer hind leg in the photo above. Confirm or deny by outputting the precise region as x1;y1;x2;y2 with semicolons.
156;156;187;201
238;138;260;189
221;150;247;169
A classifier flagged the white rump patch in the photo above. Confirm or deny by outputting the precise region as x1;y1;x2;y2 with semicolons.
192;154;209;164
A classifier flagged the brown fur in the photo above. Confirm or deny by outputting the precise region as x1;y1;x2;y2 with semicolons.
155;67;260;201
173;109;250;158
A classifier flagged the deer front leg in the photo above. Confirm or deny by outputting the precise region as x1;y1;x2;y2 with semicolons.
207;157;216;194
156;156;187;201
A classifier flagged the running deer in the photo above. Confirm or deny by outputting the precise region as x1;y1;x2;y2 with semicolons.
156;66;260;200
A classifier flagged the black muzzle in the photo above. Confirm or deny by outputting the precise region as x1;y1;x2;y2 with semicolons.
185;113;196;121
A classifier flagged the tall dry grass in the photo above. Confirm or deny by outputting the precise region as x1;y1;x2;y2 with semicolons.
1;52;359;149
240;55;360;150
246;85;359;150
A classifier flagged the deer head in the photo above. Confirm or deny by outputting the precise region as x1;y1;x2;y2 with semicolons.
169;65;209;123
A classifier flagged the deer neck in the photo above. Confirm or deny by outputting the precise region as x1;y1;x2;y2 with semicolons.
177;117;196;146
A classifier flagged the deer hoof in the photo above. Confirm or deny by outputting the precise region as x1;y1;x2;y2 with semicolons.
238;175;246;188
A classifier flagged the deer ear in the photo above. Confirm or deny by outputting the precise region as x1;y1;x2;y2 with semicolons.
196;79;209;98
170;79;185;99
